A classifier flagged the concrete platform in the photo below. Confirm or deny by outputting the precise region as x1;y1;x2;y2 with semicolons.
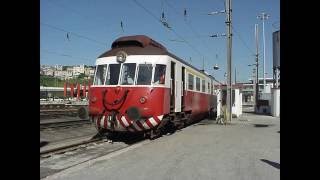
43;113;280;180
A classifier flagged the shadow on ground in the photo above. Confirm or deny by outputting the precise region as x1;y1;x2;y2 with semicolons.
40;141;49;147
90;118;224;144
194;119;217;126
254;124;275;128
261;159;280;169
91;132;145;145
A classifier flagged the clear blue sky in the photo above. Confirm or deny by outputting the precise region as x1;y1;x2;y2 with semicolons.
40;0;279;82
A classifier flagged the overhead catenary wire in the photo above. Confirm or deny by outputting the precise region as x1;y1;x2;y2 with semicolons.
163;0;215;54
132;0;204;57
41;49;93;62
231;24;255;55
45;0;124;38
45;0;88;19
41;22;107;47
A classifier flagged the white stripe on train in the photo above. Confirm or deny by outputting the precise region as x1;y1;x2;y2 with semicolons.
148;117;158;127
93;115;164;132
131;122;143;131
100;115;105;128
121;116;130;127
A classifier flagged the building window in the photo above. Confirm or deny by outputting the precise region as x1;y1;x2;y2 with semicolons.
196;77;200;91
120;63;136;85
106;64;121;85
188;74;194;90
154;64;166;85
202;80;206;92
137;64;153;85
93;64;107;85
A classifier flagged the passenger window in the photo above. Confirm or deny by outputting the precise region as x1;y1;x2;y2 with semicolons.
188;74;194;90
154;64;166;85
106;64;121;85
94;65;107;85
137;64;153;85
196;77;200;91
120;63;136;85
202;80;205;92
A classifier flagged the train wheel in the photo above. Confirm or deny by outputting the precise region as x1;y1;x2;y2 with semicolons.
92;128;107;139
150;129;161;140
144;129;161;140
105;131;119;140
166;121;176;134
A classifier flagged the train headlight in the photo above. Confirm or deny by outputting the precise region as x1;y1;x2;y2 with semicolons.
116;51;127;63
139;97;147;104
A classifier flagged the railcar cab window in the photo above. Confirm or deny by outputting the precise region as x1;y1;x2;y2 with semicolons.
120;63;136;85
154;64;166;85
137;64;153;85
106;64;121;85
188;74;194;90
94;64;107;85
196;77;200;91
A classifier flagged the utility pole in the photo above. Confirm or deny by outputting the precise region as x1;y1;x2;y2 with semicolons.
257;12;269;93
226;0;232;123
234;67;237;84
252;67;256;104
255;24;259;111
207;0;232;123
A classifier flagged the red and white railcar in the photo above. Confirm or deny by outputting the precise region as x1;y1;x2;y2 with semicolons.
89;35;218;138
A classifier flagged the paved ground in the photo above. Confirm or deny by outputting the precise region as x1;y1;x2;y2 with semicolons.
43;113;280;180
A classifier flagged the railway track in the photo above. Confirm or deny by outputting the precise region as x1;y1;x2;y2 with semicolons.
40;109;79;112
40;131;146;158
40;132;148;179
40;108;81;119
40;135;105;156
40;120;91;130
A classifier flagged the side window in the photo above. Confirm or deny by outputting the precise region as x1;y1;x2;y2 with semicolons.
137;64;153;85
94;64;107;85
202;79;205;92
154;64;166;85
196;77;200;91
188;74;194;90
208;82;210;94
120;63;136;85
106;64;121;85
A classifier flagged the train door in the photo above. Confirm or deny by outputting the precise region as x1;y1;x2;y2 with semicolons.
181;66;185;111
170;61;175;111
175;63;182;112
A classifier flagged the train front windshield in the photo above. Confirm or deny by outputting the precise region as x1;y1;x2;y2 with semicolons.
93;63;166;86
